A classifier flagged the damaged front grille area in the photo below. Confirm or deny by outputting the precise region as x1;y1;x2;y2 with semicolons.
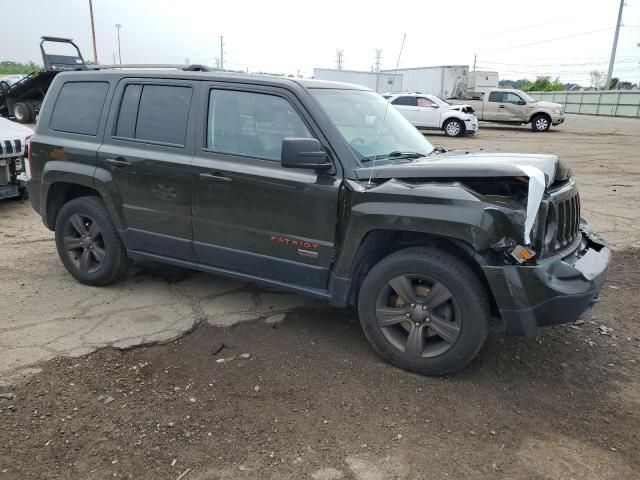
537;184;581;257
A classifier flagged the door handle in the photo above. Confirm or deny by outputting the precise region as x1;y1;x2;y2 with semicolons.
105;157;130;168
199;172;232;183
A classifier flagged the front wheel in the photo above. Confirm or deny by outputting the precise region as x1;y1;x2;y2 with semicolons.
443;118;464;137
357;247;489;375
54;196;130;286
531;113;551;132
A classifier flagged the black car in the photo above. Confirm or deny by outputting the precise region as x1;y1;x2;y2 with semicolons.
26;70;610;375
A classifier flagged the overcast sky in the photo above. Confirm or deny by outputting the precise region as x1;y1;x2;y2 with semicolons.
1;0;639;85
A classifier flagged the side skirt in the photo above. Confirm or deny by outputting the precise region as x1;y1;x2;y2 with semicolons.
127;250;332;301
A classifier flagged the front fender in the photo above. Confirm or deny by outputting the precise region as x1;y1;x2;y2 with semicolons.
332;179;524;277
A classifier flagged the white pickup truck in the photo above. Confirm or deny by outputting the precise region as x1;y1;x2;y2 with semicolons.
0;117;32;200
448;89;565;132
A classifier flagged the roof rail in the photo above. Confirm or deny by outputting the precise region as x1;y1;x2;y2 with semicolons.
85;64;212;72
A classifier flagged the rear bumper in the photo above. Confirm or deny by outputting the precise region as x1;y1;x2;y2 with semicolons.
0;184;20;200
482;228;610;336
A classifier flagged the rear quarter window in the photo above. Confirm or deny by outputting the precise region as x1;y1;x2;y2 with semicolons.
49;82;109;135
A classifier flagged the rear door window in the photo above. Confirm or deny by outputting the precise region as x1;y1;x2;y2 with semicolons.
391;96;417;106
115;84;193;146
50;82;109;135
488;91;504;103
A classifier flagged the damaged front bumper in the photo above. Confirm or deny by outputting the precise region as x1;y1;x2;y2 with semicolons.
482;227;610;336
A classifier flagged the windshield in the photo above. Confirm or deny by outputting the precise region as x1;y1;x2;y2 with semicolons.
310;89;434;162
430;96;451;108
517;90;536;103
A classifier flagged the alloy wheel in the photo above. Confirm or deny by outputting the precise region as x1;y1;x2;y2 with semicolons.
375;274;461;358
446;122;460;136
536;118;549;131
62;214;106;274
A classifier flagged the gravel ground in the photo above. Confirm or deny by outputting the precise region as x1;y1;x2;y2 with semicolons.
0;115;639;479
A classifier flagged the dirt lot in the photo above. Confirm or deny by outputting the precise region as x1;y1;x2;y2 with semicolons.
1;115;639;479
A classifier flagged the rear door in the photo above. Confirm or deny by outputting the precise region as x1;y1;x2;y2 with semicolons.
484;91;503;121
97;79;197;260
190;83;341;290
390;96;418;124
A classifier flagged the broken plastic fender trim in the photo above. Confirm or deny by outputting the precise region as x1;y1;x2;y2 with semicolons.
518;165;546;245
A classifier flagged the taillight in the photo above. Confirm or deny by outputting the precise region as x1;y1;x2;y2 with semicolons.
25;136;32;177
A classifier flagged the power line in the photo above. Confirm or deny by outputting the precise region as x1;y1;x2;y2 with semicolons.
483;27;613;52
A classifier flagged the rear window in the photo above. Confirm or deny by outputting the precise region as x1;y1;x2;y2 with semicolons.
50;82;109;135
115;84;192;146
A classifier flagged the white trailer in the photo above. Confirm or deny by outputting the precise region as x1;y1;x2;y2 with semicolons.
382;65;469;98
467;71;499;95
312;68;403;93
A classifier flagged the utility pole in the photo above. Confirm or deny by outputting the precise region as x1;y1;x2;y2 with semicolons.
336;49;344;70
220;36;225;70
374;49;382;72
115;24;122;64
88;0;98;64
473;53;477;71
606;0;625;87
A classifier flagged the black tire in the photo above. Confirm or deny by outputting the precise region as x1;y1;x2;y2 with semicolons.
531;113;551;132
357;247;489;376
19;187;29;200
443;118;465;137
25;103;36;121
13;102;32;123
54;196;129;286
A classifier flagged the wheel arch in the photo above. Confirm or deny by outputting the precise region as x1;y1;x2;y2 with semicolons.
330;229;499;315
41;163;124;231
528;110;551;124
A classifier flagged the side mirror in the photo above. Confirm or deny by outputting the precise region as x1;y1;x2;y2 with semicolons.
430;104;439;108
281;138;332;171
517;100;526;105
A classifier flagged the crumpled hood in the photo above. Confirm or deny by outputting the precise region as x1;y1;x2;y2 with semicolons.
0;116;34;139
355;150;567;187
355;150;570;245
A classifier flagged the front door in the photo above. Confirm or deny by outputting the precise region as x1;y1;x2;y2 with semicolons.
191;84;341;290
498;92;526;122
97;80;196;260
415;97;440;128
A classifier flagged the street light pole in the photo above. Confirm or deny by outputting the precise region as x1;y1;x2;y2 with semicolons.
115;24;122;64
88;0;98;64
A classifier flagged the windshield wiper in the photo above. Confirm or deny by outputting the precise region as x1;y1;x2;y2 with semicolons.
360;151;427;163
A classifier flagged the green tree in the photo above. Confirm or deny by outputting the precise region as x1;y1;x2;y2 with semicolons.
607;77;619;90
0;61;41;74
523;76;564;92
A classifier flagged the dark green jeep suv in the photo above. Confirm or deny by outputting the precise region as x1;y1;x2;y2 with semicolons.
26;70;610;375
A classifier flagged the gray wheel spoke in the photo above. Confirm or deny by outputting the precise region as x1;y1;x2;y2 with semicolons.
88;221;101;240
429;315;460;344
388;275;416;304
376;306;409;327
63;236;83;251
91;245;106;263
423;282;452;310
79;249;92;273
406;323;426;357
69;214;88;236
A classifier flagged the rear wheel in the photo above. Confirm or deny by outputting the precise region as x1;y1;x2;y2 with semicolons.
443;118;464;137
531;113;551;132
54;196;129;286
13;102;32;123
357;247;489;375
